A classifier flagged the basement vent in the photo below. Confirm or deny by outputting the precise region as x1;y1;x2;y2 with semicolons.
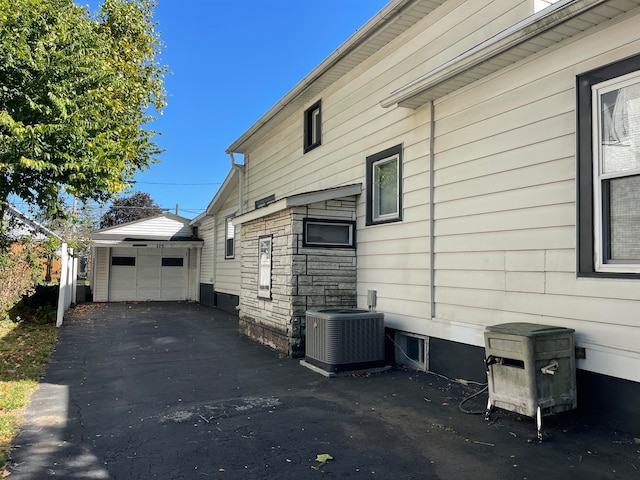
305;308;385;373
393;331;427;371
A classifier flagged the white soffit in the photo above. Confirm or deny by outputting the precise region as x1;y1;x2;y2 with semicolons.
381;0;640;109
226;0;446;154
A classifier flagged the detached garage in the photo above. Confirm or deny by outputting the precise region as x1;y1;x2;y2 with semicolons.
91;213;203;302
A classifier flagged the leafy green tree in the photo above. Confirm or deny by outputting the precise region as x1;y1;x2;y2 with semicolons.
0;0;166;225
99;191;162;228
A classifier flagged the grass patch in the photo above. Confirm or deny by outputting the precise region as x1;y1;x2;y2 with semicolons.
0;314;59;470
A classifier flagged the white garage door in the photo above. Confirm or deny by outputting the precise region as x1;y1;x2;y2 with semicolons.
109;247;187;301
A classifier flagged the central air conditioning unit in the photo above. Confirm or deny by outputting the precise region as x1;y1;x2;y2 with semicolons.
304;308;385;374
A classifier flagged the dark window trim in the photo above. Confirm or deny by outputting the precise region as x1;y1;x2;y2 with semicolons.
303;100;322;153
366;144;403;226
577;53;640;278
225;214;235;259
302;218;356;248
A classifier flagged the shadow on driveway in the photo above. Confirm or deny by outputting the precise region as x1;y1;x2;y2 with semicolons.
8;302;639;479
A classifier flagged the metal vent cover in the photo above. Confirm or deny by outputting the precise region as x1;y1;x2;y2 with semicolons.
305;308;385;373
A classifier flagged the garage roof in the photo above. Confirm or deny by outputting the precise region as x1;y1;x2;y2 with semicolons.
91;212;203;246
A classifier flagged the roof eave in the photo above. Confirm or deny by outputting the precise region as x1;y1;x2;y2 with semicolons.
381;0;635;109
233;183;362;225
226;0;445;154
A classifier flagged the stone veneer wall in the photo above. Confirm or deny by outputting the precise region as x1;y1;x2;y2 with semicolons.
239;197;357;357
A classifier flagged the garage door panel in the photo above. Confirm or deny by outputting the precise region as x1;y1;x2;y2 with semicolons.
159;288;183;299
112;277;136;289
111;265;136;275
161;268;183;278
136;278;160;289
108;247;188;301
161;276;184;288
138;254;160;267
136;289;162;301
137;267;160;278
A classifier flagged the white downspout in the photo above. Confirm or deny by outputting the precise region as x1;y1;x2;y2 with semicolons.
429;100;436;320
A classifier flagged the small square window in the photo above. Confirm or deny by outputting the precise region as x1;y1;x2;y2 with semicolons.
304;100;322;152
303;219;355;248
366;144;403;225
225;215;235;259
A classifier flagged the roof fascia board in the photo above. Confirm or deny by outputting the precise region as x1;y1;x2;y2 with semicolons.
233;183;362;225
92;239;203;248
381;0;607;108
226;0;429;154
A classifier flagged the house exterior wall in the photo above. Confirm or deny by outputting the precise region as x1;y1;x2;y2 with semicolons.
429;9;640;384
198;215;216;305
223;0;640;429
214;187;241;300
239;198;357;356
240;1;538;335
195;182;241;312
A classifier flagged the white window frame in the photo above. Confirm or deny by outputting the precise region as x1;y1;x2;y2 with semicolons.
591;70;640;273
258;235;272;299
366;144;403;225
225;215;235;259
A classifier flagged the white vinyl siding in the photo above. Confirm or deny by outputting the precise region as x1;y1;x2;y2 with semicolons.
198;217;216;285
429;11;640;381
235;0;640;383
93;247;110;302
215;187;241;297
99;215;193;239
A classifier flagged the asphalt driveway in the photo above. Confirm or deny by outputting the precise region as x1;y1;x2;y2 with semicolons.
8;302;639;479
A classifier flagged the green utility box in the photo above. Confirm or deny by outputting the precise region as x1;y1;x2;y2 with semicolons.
484;323;577;439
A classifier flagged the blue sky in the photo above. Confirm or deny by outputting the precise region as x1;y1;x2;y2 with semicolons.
95;0;389;218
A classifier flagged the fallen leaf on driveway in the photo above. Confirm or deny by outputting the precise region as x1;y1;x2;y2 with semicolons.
315;453;333;463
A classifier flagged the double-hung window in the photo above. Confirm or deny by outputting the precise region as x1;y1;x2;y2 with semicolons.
304;100;322;152
578;54;640;275
366;144;403;225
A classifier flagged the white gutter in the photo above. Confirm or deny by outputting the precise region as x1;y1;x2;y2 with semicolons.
381;0;608;108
